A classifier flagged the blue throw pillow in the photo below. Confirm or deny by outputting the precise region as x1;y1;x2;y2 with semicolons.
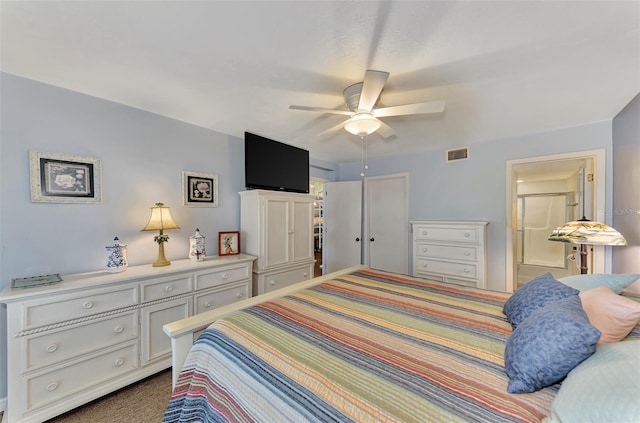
503;272;579;329
504;295;600;393
559;274;640;294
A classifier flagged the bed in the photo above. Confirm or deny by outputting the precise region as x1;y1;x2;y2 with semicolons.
162;267;640;423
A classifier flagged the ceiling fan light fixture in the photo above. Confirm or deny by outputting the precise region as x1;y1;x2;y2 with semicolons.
344;112;381;137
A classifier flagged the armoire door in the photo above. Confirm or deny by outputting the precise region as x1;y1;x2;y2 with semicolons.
264;196;291;268
364;173;409;274
323;181;362;274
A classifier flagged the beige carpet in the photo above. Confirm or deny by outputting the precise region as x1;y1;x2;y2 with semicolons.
38;369;173;423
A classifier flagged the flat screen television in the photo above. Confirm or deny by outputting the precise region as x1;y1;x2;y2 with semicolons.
244;132;309;193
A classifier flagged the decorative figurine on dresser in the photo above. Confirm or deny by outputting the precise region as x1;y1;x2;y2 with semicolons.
105;236;128;273
189;228;206;261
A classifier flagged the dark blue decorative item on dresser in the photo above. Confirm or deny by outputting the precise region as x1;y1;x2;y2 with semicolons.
105;236;128;273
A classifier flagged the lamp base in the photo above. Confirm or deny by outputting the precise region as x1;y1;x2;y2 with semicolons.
152;242;171;267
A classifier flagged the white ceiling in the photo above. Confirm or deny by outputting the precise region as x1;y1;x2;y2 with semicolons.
2;1;638;163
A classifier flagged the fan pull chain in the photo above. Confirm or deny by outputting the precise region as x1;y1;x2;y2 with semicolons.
360;135;368;176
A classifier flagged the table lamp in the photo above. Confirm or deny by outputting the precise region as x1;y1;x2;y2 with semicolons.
142;202;180;267
548;216;627;274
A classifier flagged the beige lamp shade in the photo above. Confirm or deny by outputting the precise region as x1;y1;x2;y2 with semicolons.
141;202;180;267
548;217;627;246
142;203;180;232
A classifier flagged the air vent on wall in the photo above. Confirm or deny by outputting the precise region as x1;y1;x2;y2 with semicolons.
446;147;469;163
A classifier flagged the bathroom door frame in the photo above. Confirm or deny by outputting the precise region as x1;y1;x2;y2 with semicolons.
505;149;606;293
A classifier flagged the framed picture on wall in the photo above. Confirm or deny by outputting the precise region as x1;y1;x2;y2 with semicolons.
29;150;102;204
218;231;240;256
182;170;218;207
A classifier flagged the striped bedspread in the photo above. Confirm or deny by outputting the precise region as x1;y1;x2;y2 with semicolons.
164;269;558;423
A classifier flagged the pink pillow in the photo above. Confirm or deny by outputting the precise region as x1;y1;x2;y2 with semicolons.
579;285;640;345
623;278;640;294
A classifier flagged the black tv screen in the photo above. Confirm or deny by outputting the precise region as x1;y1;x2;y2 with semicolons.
244;132;309;193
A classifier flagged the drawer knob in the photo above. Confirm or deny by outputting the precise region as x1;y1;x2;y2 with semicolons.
204;300;213;308
269;280;276;286
422;247;428;252
236;292;244;298
464;268;470;273
114;325;124;334
464;251;471;256
421;263;428;268
303;272;308;277
114;358;125;367
422;230;428;235
46;344;58;353
47;382;59;392
464;232;470;238
82;301;94;309
221;273;229;280
164;285;174;292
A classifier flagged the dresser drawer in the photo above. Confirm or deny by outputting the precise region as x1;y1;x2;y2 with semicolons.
414;243;478;262
195;264;251;290
194;281;250;314
26;342;138;412
258;264;313;294
413;225;479;243
141;274;192;302
414;258;478;279
25;285;138;328
25;311;138;372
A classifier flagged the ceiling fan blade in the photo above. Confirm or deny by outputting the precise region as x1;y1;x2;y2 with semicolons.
376;121;396;138
373;100;446;118
357;70;390;112
317;119;349;137
289;105;353;116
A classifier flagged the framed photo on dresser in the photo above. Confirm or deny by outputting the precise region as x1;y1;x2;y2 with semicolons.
218;231;240;256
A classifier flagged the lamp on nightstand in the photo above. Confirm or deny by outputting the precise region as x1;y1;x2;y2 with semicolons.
548;216;627;274
142;202;180;267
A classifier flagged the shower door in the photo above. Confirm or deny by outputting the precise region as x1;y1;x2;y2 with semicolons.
516;193;573;288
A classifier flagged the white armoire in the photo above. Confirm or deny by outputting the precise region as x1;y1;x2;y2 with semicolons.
239;190;315;295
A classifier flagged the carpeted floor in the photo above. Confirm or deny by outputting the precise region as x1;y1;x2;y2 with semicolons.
0;369;172;423
46;369;173;422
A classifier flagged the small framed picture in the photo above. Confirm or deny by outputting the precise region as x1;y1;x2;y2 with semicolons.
218;231;240;256
182;170;218;207
29;151;102;204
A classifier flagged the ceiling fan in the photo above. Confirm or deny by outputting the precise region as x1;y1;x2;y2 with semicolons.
289;70;445;138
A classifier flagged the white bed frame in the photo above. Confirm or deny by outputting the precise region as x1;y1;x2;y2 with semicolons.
162;265;365;388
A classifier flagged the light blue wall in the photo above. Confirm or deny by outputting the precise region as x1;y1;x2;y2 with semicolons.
0;73;250;399
612;93;640;273
339;122;614;292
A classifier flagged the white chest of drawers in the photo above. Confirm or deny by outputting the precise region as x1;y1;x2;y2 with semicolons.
411;221;489;289
0;254;255;423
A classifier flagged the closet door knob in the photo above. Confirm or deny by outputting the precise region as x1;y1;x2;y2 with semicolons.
355;237;360;242
370;238;375;242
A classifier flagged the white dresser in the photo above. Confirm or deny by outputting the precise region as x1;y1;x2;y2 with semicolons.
411;221;489;289
240;190;315;295
0;254;255;423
